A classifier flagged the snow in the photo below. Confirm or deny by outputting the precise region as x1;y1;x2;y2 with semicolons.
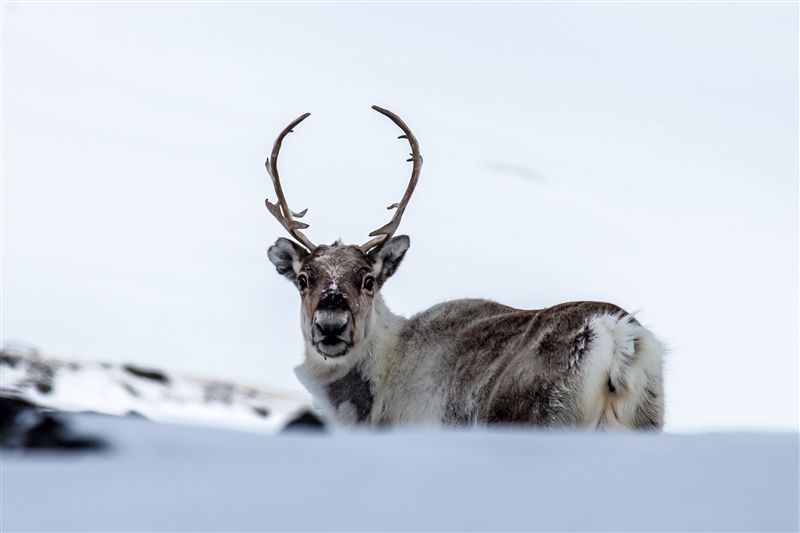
2;413;797;531
0;348;312;434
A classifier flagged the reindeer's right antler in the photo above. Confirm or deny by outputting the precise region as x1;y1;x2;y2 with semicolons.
360;105;423;253
265;112;316;251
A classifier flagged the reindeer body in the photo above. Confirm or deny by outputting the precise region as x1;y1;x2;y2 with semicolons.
263;107;665;430
295;272;663;429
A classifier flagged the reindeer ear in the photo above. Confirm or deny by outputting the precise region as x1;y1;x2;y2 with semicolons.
268;238;308;280
369;235;410;284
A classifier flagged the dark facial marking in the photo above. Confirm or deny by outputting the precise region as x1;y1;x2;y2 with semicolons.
318;291;348;310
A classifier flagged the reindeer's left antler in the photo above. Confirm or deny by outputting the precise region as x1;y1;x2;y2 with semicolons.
360;105;424;254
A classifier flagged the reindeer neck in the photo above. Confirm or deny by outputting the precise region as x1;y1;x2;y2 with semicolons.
362;294;406;361
294;294;406;424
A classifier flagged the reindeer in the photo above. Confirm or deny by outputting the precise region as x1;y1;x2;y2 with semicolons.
265;106;665;429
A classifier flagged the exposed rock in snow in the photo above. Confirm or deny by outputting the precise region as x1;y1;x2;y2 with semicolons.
0;346;321;435
0;395;109;450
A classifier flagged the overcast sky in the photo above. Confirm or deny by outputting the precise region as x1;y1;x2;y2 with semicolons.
2;1;797;432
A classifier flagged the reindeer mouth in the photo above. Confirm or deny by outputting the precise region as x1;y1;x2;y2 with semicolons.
316;339;350;358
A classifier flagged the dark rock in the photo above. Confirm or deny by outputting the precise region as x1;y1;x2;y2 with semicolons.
123;364;170;384
252;407;270;418
282;409;325;432
0;352;22;368
0;396;30;437
121;382;140;397
28;361;56;394
0;396;106;451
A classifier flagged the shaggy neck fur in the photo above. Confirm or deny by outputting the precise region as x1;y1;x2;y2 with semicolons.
294;294;405;425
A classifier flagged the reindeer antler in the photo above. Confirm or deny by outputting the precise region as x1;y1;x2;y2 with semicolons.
361;105;423;253
265;112;316;251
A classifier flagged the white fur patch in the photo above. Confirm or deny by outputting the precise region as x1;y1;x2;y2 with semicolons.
579;313;664;429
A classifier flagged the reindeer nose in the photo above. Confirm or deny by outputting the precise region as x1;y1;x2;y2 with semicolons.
313;302;350;337
315;318;347;338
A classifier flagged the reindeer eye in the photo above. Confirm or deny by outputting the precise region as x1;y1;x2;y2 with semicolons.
363;275;375;292
297;274;308;291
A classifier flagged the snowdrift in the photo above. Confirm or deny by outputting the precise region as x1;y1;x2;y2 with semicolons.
2;414;797;531
2;347;797;530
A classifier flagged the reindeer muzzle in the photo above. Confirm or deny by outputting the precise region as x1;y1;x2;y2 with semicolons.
312;304;353;358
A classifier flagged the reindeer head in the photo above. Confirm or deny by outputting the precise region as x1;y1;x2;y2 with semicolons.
265;106;421;359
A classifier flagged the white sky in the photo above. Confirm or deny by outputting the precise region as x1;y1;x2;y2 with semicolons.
1;2;797;432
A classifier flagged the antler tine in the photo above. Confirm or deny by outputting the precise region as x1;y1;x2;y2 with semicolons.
361;105;423;253
265;112;316;251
